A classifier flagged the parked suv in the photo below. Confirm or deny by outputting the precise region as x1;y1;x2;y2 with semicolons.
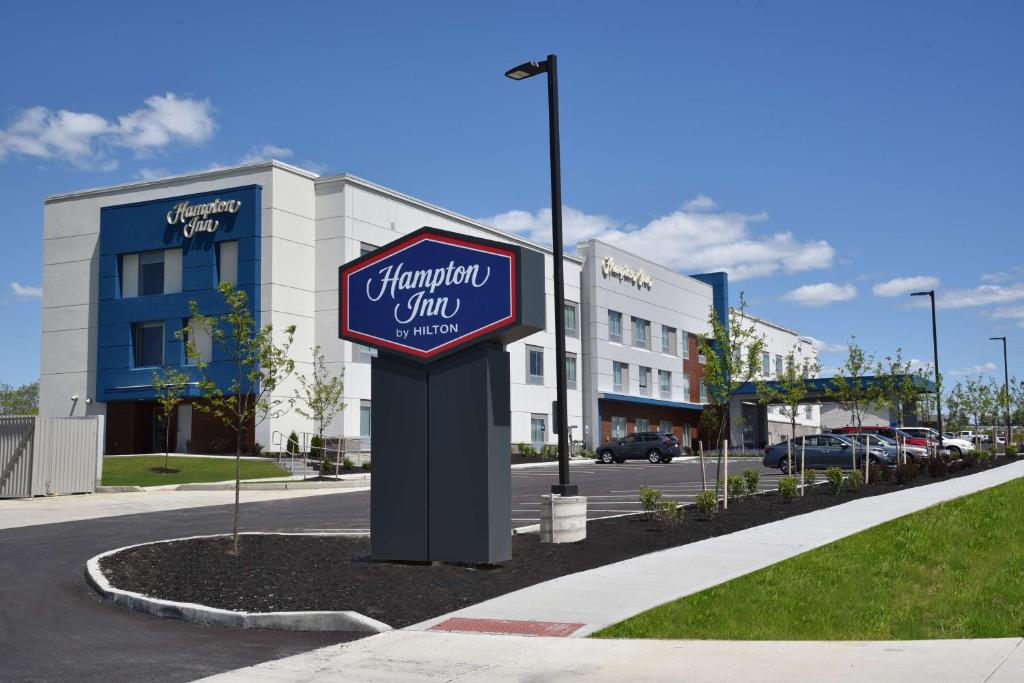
900;426;974;457
596;432;682;464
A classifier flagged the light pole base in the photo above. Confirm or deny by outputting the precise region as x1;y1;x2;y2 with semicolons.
539;494;587;543
550;483;578;496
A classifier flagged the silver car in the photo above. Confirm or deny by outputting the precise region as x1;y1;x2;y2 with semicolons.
762;433;895;474
846;432;926;462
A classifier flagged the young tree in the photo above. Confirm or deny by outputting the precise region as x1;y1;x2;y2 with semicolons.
961;376;994;445
151;366;192;473
696;292;766;447
294;346;346;444
756;346;820;472
182;282;296;553
826;338;876;429
873;349;927;427
944;380;970;433
0;381;39;415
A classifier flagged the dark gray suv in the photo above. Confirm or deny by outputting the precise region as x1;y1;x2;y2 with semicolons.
596;432;682;464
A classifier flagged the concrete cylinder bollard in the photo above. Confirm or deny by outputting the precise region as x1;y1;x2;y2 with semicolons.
539;495;588;543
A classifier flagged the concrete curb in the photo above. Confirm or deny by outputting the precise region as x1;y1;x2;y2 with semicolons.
85;532;391;633
176;477;369;491
95;485;146;493
511;459;594;470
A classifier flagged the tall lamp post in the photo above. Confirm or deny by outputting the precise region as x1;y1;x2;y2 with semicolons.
911;290;943;443
506;54;577;496
990;336;1010;449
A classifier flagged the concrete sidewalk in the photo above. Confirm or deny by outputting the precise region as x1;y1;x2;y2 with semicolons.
0;486;367;530
203;630;1024;682
410;460;1024;636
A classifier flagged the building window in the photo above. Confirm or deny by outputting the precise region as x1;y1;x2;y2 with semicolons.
565;352;577;390
762;351;771;377
805;404;813;419
531;414;547;446
697;336;707;364
360;242;378;256
138;250;165;296
359;400;372;437
636;418;650;432
681;331;690;359
661;325;677;355
218;241;238;286
681;423;692;447
632;317;650;349
682;373;691;401
659;420;673;435
699;381;709;404
775;354;784;377
526;346;544;385
356;344;377;363
611;416;626;439
564;302;578;338
608;310;622;342
134;321;164;368
659;370;672;399
612;361;628;393
184;319;212;365
638;366;652;395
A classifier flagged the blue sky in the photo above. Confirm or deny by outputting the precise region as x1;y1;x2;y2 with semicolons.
1;0;1022;387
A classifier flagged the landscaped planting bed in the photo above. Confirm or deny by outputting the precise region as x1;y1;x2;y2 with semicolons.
101;456;288;487
98;457;1019;629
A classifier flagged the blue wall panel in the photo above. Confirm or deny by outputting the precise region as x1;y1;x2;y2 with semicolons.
96;185;262;402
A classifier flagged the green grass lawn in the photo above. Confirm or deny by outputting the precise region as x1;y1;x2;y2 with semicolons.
101;456;288;487
594;477;1024;640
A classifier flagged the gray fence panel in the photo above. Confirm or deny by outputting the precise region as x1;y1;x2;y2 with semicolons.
31;417;98;496
0;416;35;498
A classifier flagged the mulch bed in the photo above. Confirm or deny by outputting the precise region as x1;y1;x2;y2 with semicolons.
100;457;1018;629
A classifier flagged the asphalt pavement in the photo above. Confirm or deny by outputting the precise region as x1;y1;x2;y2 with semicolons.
0;458;777;682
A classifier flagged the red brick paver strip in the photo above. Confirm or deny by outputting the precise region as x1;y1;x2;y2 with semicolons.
429;617;584;637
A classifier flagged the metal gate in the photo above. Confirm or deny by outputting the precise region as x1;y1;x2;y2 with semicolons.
0;416;99;498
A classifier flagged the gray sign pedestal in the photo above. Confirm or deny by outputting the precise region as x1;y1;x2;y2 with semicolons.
370;342;511;564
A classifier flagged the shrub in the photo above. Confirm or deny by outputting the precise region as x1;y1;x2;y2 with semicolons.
363;461;372;471
656;500;683;527
927;456;947;478
871;463;891;482
286;431;300;457
847;469;864;492
778;476;799;501
727;474;745;501
696;490;718;520
578;448;594;459
342;457;355;471
743;468;760;496
519;443;536;457
542;444;558;459
895;461;920;485
803;468;818;487
977;450;992;467
825;466;844;494
321;452;333;473
251;442;264;456
517;442;527;455
309;435;324;460
1006;444;1018;457
639;484;664;522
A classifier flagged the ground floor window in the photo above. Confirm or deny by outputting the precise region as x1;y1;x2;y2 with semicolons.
659;420;673;435
531;414;547;446
359;400;371;437
681;423;692;447
636;417;650;432
611;416;626;439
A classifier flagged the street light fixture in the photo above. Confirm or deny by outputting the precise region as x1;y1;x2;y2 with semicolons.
990;336;1010;449
505;53;577;497
910;290;943;443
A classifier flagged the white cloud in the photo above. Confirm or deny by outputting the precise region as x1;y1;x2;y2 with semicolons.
949;362;998;376
981;268;1024;283
782;282;857;307
0;93;215;168
932;284;1024;309
872;275;940;297
136;167;169;180
987;305;1024;319
683;194;717;211
803;336;847;354
10;282;41;298
239;144;293;165
481;198;835;282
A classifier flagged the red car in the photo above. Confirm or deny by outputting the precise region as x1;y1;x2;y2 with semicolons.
830;426;928;449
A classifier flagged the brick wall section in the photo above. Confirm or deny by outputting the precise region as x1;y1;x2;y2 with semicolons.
598;399;702;446
682;333;706;403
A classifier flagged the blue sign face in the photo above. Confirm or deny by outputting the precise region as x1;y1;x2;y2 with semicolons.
339;228;519;360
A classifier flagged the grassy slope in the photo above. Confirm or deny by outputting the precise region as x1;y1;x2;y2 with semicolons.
102;456;288;486
595;477;1024;640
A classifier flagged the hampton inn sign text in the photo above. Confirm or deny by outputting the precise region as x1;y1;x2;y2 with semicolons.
601;256;654;290
166;198;242;238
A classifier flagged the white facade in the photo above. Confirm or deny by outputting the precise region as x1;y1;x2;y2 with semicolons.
40;161;582;452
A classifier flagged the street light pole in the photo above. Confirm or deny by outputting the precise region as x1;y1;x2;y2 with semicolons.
911;290;943;443
506;54;576;496
990;336;1010;449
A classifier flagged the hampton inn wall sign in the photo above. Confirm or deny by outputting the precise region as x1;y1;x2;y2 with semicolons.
601;256;654;290
166;198;242;238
